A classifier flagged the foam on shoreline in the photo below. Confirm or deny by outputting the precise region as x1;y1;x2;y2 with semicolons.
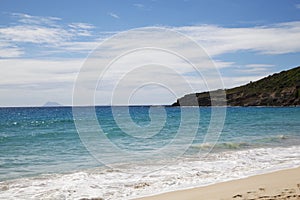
1;146;300;200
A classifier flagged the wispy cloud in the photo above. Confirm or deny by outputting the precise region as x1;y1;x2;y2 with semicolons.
133;3;145;8
0;41;24;58
11;13;61;26
0;25;72;44
68;23;95;30
296;4;300;9
0;13;100;58
133;3;151;11
3;13;300;59
245;64;275;68
68;23;95;36
174;22;300;56
108;12;120;19
234;64;275;74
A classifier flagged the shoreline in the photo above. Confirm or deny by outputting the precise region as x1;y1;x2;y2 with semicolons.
134;167;300;200
1;146;300;199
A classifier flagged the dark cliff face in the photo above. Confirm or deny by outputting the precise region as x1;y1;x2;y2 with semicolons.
172;66;300;106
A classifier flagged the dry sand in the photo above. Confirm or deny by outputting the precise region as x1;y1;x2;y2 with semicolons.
135;167;300;200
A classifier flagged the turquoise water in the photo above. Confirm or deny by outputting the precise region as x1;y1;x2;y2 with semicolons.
0;106;300;199
1;107;299;181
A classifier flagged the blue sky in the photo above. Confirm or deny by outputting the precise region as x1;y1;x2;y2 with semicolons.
1;0;300;106
1;0;300;29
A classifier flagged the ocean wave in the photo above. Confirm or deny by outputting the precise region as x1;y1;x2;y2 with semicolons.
191;142;252;150
255;134;289;143
0;146;300;200
191;134;293;151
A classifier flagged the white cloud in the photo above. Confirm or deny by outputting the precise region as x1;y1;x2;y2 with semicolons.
174;22;300;56
0;13;99;58
71;29;229;106
1;13;300;105
296;4;300;9
3;13;300;59
108;12;120;19
0;58;82;85
0;58;83;106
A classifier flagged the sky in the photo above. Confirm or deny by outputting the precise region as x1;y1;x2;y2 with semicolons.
0;0;300;106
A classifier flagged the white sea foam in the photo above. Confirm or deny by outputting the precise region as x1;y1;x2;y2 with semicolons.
1;146;300;200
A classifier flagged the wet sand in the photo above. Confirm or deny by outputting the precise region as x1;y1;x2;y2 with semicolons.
135;167;300;200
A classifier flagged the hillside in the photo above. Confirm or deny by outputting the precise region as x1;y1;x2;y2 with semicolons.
172;66;300;106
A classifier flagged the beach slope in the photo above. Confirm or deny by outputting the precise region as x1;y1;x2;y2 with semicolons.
136;167;300;200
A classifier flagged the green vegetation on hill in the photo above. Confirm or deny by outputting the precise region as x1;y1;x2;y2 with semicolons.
172;66;300;106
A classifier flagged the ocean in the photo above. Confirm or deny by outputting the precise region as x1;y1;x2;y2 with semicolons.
0;106;299;199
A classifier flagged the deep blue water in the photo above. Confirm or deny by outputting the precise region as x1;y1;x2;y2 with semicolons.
0;106;299;181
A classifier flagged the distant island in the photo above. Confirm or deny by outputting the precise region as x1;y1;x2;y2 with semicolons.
43;101;62;107
172;66;300;106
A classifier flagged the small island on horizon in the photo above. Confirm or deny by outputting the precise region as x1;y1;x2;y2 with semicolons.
172;66;300;107
42;101;62;107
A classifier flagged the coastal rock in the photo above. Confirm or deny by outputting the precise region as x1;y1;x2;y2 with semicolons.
172;66;300;106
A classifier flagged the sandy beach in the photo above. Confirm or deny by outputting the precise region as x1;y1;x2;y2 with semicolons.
135;167;300;200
